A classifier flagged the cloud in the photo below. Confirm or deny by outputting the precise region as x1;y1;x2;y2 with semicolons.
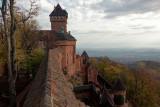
90;0;160;18
129;24;156;30
16;0;160;49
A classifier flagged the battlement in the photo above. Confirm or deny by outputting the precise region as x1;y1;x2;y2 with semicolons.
50;16;67;22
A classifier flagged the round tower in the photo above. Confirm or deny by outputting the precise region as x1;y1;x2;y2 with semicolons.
113;78;126;107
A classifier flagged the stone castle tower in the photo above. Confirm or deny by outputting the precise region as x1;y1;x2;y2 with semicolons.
47;4;76;76
50;4;68;33
113;78;127;107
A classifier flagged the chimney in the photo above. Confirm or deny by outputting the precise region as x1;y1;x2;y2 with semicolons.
54;6;56;11
68;31;71;34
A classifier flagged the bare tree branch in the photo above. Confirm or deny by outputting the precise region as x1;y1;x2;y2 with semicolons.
20;1;39;23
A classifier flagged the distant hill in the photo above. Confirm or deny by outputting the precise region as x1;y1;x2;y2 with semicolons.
134;61;160;70
92;56;160;81
77;48;160;64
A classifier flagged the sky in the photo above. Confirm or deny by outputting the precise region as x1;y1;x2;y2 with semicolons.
17;0;160;49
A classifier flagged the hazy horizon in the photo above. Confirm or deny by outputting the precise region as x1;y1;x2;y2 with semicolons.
77;48;160;64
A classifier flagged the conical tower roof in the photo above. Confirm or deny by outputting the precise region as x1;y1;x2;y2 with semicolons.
50;4;68;18
81;51;89;58
114;78;126;91
81;51;90;64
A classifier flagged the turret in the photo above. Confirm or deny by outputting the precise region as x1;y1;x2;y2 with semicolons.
113;78;126;107
81;51;90;64
49;4;68;33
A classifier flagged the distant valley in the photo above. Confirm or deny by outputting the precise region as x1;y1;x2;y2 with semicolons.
77;48;160;64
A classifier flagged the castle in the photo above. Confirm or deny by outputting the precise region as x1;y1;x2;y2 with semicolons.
21;4;128;107
39;4;77;76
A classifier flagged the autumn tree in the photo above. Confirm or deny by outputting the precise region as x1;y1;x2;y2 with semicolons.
91;57;160;106
18;21;40;52
0;0;17;106
0;0;39;106
16;4;41;77
120;68;160;107
91;57;127;84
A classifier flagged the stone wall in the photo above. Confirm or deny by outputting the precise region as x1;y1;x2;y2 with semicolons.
76;55;82;72
56;40;76;76
39;31;77;76
23;48;85;107
81;64;89;84
50;17;67;33
80;63;99;84
87;66;98;84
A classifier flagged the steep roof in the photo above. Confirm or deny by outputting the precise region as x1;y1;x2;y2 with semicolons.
81;51;90;64
81;51;89;58
99;88;113;107
73;84;93;92
114;78;126;91
97;74;113;89
40;30;76;41
50;4;68;18
55;32;76;41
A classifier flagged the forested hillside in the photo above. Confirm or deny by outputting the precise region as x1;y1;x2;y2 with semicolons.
90;57;160;107
132;61;160;80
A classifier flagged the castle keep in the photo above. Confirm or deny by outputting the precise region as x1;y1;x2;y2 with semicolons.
21;4;127;107
39;4;77;76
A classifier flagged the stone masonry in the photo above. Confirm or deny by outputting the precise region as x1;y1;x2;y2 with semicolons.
23;48;86;107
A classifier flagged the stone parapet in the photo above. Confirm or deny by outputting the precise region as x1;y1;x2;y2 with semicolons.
23;48;85;107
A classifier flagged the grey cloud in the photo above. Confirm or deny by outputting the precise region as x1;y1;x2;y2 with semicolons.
91;0;160;18
142;26;156;29
128;24;142;28
73;30;114;35
129;24;156;30
73;30;129;37
127;30;160;35
130;18;149;20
